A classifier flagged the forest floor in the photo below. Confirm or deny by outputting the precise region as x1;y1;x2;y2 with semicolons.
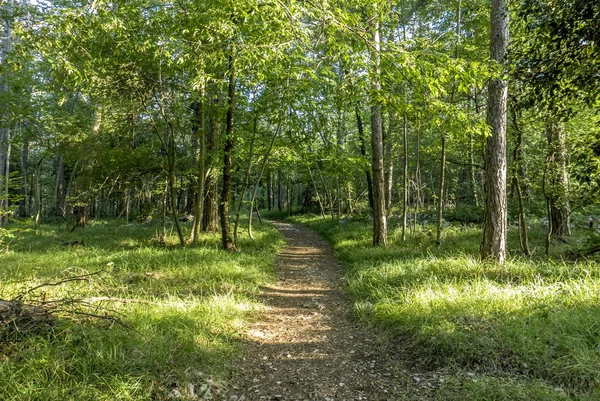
222;221;435;401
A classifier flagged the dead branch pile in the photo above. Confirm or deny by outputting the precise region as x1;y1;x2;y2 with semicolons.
1;271;128;343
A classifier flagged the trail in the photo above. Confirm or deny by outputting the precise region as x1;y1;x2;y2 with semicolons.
222;221;437;401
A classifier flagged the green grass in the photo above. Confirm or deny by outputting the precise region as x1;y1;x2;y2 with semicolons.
0;219;284;401
290;214;600;400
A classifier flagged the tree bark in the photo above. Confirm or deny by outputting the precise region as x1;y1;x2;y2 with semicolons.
481;0;509;264
369;15;387;246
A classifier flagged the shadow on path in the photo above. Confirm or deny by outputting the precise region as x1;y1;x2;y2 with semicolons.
222;221;424;401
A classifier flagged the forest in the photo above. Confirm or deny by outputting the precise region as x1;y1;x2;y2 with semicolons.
0;0;599;400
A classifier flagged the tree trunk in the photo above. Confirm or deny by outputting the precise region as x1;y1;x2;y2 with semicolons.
545;116;570;238
19;133;29;218
356;106;374;211
402;114;408;241
248;120;282;239
510;105;530;255
234;105;257;246
0;0;12;225
277;171;282;211
220;50;236;251
202;86;221;233
384;109;394;213
369;15;387;246
436;134;446;245
191;88;206;244
54;156;66;217
481;0;509;263
267;171;273;210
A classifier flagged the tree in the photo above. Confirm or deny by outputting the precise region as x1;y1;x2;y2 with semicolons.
480;0;508;263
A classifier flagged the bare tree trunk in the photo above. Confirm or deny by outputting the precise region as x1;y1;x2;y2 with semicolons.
510;105;530;255
34;158;43;230
0;0;12;225
267;171;273;210
277;171;283;211
309;168;326;219
436;134;446;245
481;0;509;263
220;49;236;251
3;134;11;224
202;87;220;233
545;115;570;238
356;106;374;211
191;87;206;244
370;15;387;246
384;110;394;213
19;133;28;218
234;105;257;246
248;120;282;239
55;156;65;217
402;114;408;241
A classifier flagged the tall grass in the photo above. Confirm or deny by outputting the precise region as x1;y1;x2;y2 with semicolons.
0;219;284;401
292;215;600;400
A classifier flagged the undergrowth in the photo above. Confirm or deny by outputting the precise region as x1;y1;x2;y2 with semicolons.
0;219;284;401
290;214;600;400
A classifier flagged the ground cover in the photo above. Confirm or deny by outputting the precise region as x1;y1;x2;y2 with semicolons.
0;220;284;401
290;214;600;400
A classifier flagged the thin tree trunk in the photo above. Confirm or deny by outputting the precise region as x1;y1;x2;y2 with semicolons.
384;109;394;213
510;106;530;255
277;171;282;212
356;105;374;211
19;133;29;218
369;14;387;246
545;115;570;238
191;86;206;244
55;156;65;217
267;171;273;210
480;0;509;263
34;158;43;230
0;0;12;225
308;168;326;219
248;120;282;238
436;134;446;245
316;164;335;219
402;114;409;241
234;105;257;245
220;49;237;251
161;178;167;242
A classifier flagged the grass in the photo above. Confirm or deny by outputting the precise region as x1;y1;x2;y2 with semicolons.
0;219;284;401
289;214;600;400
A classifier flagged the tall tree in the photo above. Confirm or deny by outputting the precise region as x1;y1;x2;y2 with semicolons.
369;6;387;246
481;0;509;263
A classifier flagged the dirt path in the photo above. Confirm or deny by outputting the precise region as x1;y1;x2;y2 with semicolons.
222;221;433;401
